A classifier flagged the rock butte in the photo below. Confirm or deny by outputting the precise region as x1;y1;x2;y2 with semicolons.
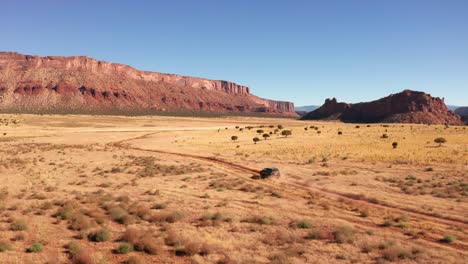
301;90;463;125
0;52;296;116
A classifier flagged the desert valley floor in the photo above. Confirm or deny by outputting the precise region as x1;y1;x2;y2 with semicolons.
0;114;466;264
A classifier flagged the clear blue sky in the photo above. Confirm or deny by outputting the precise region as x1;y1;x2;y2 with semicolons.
2;0;467;106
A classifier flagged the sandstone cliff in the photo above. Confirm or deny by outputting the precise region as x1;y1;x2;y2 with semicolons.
301;90;463;125
0;52;296;116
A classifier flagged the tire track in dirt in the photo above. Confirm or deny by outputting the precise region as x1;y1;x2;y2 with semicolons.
109;131;468;227
107;132;468;253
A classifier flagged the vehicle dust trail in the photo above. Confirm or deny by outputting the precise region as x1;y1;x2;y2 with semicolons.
106;131;468;253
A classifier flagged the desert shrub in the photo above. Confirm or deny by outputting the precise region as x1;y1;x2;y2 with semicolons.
338;131;342;135
177;241;202;256
242;215;274;225
117;243;134;254
10;219;27;231
67;241;83;256
109;206;130;224
150;210;183;223
382;246;411;261
0;240;12;252
72;253;95;264
27;242;43;253
281;130;292;137
392;142;398;149
381;133;388;139
360;209;369;217
200;212;228;225
360;243;376;253
88;211;107;225
269;253;290;264
292;219;313;229
122;227;144;244
88;229;111;242
378;240;396;250
176;241;213;256
130;205;152;221
434;137;447;146
441;234;456;243
125;256;145;264
70;214;92;231
40;201;53;210
122;227;161;255
332;225;355;244
305;230;328;240
138;237;162;255
164;230;184;247
152;203;167;210
55;201;80;220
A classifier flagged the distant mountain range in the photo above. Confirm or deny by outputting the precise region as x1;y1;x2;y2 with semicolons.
447;105;463;111
295;105;320;112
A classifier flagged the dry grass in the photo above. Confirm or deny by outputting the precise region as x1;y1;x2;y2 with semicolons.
0;114;465;263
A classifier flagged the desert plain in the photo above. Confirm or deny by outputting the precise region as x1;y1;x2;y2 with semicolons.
0;114;466;264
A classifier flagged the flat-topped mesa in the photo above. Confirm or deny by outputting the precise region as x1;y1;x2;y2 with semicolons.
0;52;250;96
302;90;462;125
0;52;296;116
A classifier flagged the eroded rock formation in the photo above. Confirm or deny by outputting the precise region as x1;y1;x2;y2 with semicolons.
301;90;462;125
0;52;296;116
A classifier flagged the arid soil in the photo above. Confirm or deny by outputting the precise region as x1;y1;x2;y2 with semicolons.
0;114;466;264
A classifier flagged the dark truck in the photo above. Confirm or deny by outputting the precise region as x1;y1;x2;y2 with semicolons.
259;167;280;179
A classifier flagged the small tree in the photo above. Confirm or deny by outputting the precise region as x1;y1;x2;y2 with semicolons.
277;125;284;129
231;136;238;142
281;130;292;138
304;127;308;131
262;133;270;140
434;137;447;147
256;129;264;134
338;131;343;135
253;137;260;144
392;142;398;149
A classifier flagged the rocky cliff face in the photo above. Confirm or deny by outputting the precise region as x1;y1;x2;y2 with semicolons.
0;52;296;116
301;90;463;125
